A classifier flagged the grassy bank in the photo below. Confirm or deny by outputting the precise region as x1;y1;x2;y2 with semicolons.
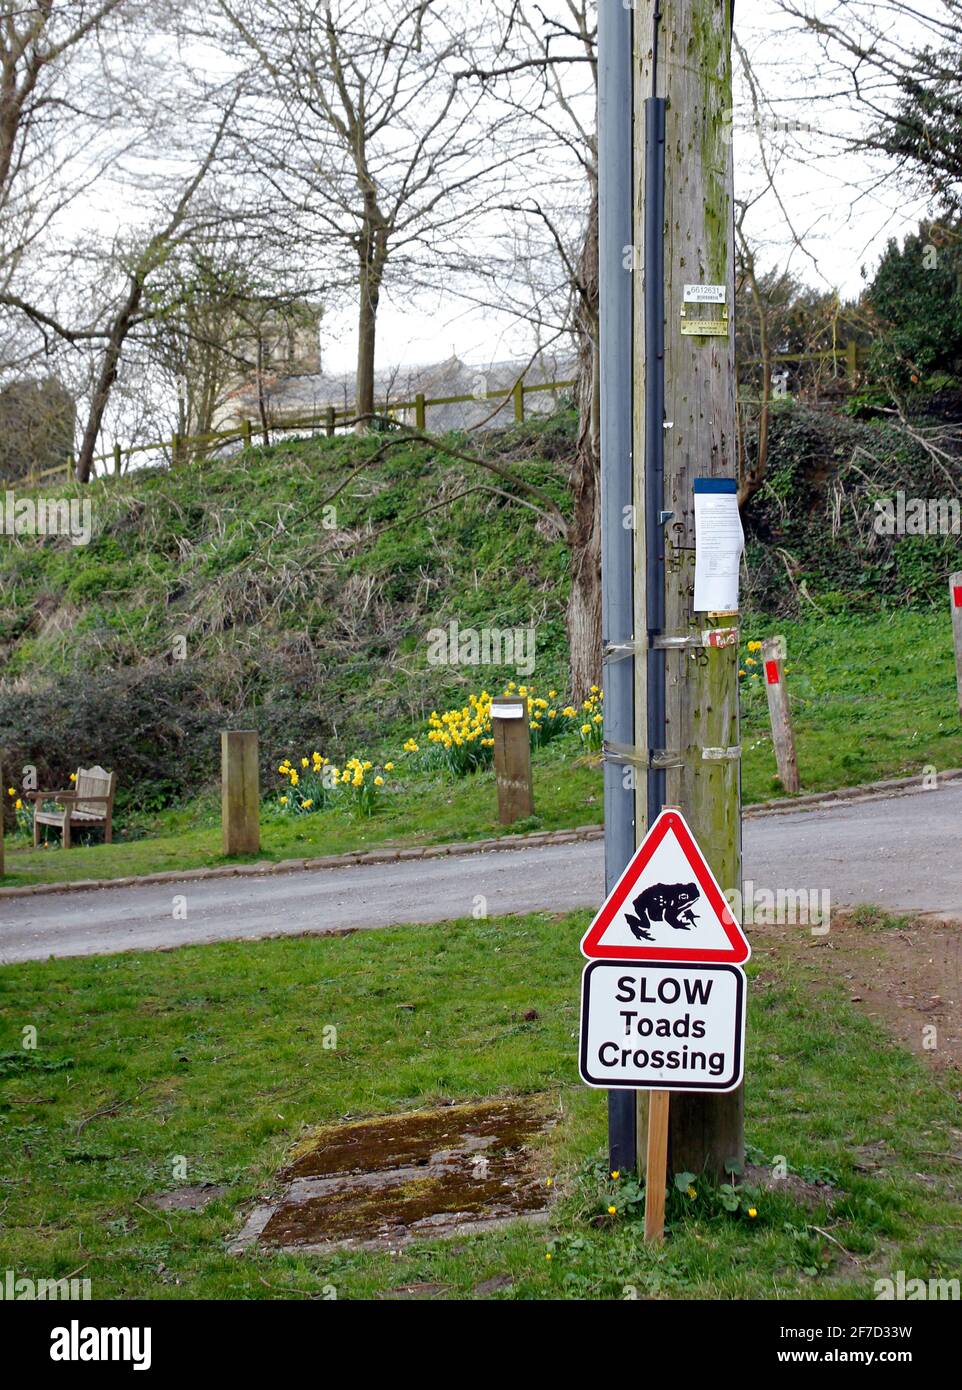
1;910;959;1299
2;608;960;889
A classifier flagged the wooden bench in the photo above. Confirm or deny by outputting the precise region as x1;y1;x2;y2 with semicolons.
28;766;117;849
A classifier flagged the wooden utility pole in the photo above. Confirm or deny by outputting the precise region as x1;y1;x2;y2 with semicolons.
633;0;743;1180
762;637;799;793
951;574;962;718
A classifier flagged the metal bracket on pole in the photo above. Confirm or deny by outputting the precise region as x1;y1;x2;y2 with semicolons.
604;741;740;769
603;639;644;665
603;741;685;771
605;628;740;660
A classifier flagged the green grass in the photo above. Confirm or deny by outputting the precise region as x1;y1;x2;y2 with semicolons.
739;608;962;801
0;743;602;887
1;912;959;1300
4;607;961;889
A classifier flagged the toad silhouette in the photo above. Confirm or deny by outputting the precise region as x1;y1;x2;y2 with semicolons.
624;882;700;942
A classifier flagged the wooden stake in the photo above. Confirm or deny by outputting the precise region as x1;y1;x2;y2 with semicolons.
490;695;534;824
221;730;260;856
951;573;962;719
761;636;799;794
644;1089;670;1243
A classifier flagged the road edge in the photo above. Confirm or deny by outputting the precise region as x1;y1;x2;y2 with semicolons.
2;767;957;900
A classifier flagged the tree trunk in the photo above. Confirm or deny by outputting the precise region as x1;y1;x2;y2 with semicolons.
355;222;386;432
567;180;603;702
75;275;145;483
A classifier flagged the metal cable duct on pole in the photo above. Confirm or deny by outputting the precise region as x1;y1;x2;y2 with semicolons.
643;92;667;829
598;0;637;1174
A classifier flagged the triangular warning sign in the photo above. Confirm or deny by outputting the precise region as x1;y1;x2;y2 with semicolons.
581;809;750;963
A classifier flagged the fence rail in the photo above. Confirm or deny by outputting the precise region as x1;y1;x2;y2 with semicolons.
24;340;862;488
26;374;579;486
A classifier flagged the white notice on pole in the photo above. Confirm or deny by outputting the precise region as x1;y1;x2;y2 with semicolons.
693;479;744;613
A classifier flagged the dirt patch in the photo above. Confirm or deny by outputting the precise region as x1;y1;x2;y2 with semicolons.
232;1096;555;1255
282;1097;546;1179
743;1163;836;1207
755;912;962;1077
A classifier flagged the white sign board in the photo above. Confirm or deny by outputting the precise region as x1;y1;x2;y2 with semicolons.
683;283;726;304
693;480;744;613
579;960;746;1092
491;703;525;719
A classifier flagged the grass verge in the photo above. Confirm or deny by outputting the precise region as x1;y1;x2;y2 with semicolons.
1;910;959;1299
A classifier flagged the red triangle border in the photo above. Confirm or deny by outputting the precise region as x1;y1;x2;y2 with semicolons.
581;809;751;963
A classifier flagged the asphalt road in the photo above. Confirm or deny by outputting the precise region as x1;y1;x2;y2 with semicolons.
2;781;961;963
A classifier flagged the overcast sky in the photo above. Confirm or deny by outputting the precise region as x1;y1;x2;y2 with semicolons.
318;0;934;378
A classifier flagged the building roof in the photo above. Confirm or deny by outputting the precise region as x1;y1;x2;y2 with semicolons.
221;351;577;433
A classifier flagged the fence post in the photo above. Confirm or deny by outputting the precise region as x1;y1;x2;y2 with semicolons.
846;340;858;381
243;419;253;448
325;406;336;438
113;444;122;477
761;636;799;794
221;730;260;856
951;574;962;719
513;379;525;423
171;433;182;468
67;454;75;482
415;393;426;431
490;696;534;824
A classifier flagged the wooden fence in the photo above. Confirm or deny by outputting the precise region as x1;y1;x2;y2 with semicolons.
24;339;862;487
26;374;578;486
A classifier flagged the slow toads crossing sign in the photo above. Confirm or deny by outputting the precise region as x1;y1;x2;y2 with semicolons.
579;961;745;1092
579;810;749;1094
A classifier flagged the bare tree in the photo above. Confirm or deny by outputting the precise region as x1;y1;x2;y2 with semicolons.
213;0;516;429
778;1;962;214
462;0;600;697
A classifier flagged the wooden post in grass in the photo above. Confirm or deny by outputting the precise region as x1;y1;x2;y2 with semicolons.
113;443;122;476
644;1090;669;1243
951;574;962;718
221;730;260;855
762;636;799;794
325;406;336;438
512;379;525;423
415;393;426;430
490;696;534;825
243;419;253;448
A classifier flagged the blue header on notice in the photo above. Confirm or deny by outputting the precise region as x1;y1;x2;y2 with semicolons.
693;478;737;494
